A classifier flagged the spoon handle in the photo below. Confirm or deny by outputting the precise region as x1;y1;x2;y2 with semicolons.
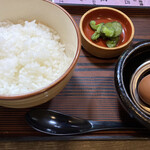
89;121;145;131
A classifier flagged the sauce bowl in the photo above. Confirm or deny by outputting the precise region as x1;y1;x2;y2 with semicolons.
80;7;134;58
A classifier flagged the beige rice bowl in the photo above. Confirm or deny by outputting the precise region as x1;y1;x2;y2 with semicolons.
0;20;72;96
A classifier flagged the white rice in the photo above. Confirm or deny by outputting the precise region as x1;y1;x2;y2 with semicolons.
0;20;72;96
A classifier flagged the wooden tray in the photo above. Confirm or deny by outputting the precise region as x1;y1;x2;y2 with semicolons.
0;6;150;141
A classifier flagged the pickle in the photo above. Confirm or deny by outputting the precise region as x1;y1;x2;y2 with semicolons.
104;22;112;28
101;23;115;38
106;36;120;48
90;20;99;31
91;23;104;41
89;20;122;47
96;23;104;33
91;31;100;41
112;21;122;37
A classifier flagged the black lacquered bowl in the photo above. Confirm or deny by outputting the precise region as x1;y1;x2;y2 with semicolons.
115;40;150;129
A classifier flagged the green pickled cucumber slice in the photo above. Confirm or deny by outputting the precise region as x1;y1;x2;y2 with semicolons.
104;22;112;28
112;21;122;37
106;36;120;48
101;23;115;38
96;23;104;33
90;20;99;31
91;23;104;40
91;32;100;41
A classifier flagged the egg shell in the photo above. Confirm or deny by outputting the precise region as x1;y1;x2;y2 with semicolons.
138;74;150;105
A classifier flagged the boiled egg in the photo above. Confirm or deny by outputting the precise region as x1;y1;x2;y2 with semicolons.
138;74;150;105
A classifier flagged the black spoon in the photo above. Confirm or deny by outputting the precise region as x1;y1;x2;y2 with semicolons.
25;109;146;135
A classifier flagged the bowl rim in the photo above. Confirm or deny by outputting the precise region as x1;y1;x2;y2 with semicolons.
0;0;81;100
79;7;135;51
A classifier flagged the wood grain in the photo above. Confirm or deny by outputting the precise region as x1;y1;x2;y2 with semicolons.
0;140;150;150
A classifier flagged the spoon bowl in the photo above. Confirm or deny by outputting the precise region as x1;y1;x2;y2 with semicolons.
25;109;145;135
26;109;91;135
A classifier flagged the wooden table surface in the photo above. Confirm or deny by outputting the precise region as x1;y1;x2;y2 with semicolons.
0;140;150;150
1;4;150;150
